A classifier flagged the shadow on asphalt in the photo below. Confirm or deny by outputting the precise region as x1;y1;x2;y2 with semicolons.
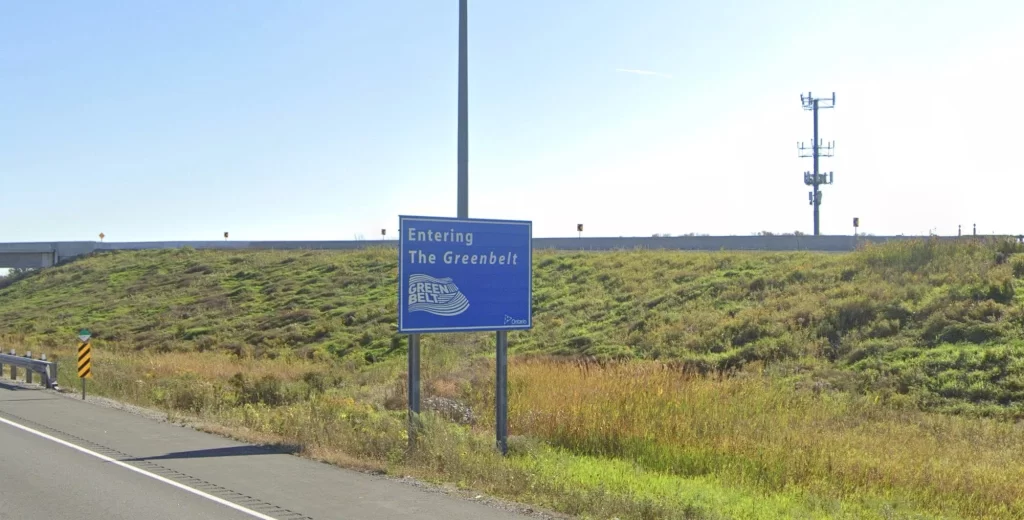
0;382;45;391
120;444;302;462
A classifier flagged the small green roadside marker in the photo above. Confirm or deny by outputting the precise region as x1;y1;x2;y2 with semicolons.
78;329;91;343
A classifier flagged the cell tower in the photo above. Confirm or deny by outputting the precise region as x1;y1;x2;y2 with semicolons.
797;91;836;236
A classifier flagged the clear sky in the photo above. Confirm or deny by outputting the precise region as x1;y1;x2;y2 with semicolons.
2;0;1022;242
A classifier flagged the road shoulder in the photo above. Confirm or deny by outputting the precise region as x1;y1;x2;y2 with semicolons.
0;381;564;520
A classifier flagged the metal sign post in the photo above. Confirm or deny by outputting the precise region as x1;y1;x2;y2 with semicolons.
406;333;420;448
495;330;508;454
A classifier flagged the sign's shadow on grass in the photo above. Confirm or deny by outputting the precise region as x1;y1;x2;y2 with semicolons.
120;444;301;462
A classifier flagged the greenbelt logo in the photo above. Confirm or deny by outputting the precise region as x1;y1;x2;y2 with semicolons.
407;274;470;316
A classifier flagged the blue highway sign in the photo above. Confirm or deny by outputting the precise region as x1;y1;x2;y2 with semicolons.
398;215;532;333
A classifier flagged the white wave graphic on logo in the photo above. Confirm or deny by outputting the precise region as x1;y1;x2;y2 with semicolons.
408;274;470;316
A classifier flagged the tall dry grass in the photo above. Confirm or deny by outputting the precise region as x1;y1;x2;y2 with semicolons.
461;359;1024;519
12;339;1022;518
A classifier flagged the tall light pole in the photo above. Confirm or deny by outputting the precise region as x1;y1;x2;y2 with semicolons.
409;0;474;452
457;0;469;219
455;0;505;456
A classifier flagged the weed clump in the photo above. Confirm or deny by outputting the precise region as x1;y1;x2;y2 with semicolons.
229;373;293;407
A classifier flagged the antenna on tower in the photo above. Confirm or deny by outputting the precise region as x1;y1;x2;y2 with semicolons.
797;91;837;236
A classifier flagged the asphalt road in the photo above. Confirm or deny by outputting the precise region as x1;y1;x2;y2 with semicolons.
0;419;256;520
0;382;540;520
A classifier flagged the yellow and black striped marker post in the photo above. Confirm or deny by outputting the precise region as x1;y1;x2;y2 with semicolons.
77;329;92;399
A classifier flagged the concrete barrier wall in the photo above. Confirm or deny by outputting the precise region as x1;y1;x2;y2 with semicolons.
0;235;985;269
533;235;967;251
97;240;394;251
535;235;851;251
0;252;54;269
99;235;932;253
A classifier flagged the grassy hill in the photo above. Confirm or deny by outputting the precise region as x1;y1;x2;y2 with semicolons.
3;238;1024;519
3;238;1024;417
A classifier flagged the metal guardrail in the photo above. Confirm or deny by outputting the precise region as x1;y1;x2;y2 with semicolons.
0;349;59;389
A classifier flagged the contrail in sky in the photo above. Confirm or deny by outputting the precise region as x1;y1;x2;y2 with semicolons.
615;68;672;78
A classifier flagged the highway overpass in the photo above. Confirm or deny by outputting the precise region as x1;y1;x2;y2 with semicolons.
0;235;966;269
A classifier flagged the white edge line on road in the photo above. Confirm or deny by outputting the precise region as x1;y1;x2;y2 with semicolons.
0;415;279;520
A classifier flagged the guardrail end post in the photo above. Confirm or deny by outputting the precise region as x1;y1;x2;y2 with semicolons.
49;356;59;390
41;353;54;388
